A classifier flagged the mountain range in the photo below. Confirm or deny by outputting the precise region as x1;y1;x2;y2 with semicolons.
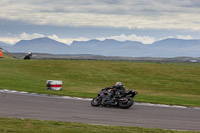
1;37;200;57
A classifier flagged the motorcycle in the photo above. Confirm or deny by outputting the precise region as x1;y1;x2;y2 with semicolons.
91;88;138;109
24;52;32;60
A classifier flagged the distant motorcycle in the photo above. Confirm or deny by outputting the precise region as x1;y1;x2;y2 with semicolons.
24;52;32;60
91;88;138;109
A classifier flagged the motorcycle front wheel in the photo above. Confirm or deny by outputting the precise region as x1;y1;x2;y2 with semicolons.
91;96;102;106
119;97;134;109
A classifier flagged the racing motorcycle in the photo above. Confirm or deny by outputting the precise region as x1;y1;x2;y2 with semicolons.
91;88;138;109
24;53;32;60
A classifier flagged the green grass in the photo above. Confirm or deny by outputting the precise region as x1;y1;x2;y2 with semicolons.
0;117;199;133
0;52;16;60
0;60;200;107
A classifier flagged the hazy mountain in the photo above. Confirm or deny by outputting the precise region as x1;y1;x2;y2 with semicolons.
149;38;200;57
152;38;200;49
70;39;144;56
14;37;67;47
12;37;68;53
71;39;142;46
0;41;11;47
2;37;200;57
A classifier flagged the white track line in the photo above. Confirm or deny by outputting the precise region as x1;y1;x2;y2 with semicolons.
0;89;199;109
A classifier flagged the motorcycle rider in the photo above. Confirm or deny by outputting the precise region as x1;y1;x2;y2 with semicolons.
91;82;137;108
105;82;126;98
28;51;32;57
24;51;32;60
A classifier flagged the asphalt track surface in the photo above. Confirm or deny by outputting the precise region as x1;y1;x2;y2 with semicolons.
0;92;200;131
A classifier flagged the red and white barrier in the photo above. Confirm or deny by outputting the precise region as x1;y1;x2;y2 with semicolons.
47;80;62;90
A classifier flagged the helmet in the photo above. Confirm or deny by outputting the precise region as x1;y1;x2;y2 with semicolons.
115;82;122;86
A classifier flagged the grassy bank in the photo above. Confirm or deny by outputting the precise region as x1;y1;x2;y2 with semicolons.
0;117;199;133
0;52;16;60
0;60;200;106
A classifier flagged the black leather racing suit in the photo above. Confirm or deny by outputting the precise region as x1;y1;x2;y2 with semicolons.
105;85;126;97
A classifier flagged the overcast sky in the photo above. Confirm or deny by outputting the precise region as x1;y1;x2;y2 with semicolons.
0;0;200;45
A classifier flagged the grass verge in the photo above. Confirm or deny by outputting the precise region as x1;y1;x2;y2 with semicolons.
0;117;199;133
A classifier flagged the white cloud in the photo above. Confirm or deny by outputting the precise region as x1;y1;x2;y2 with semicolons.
176;35;193;40
0;32;196;46
0;32;90;45
48;34;90;45
47;34;60;42
98;34;155;44
0;32;45;45
0;37;19;45
0;0;200;30
63;37;90;45
158;34;194;41
19;32;45;40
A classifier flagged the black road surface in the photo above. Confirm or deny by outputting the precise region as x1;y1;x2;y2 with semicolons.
0;92;200;131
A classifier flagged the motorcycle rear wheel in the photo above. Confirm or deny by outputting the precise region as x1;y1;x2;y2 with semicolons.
91;97;102;106
119;97;134;109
